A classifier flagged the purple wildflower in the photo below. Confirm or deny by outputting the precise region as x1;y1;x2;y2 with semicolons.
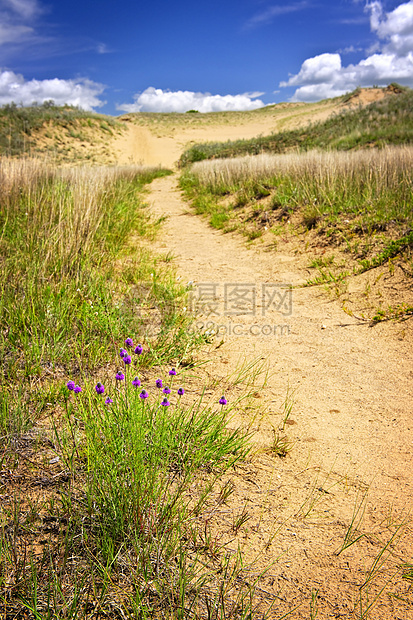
105;397;113;405
132;376;141;388
74;385;82;394
123;355;132;365
177;387;185;396
120;348;127;358
115;372;125;381
156;379;163;389
140;389;149;400
66;380;75;391
219;396;227;406
125;337;133;348
163;386;171;395
134;344;143;355
95;382;105;395
161;397;170;407
169;368;177;376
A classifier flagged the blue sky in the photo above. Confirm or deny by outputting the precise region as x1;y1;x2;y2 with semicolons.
0;0;412;114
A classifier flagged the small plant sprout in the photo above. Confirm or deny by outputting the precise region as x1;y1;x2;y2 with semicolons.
140;389;149;399
132;377;141;387
125;337;133;348
219;396;227;406
66;380;75;391
156;379;163;388
161;397;170;407
95;382;105;394
232;505;251;534
134;344;143;355
163;386;171;395
115;372;125;381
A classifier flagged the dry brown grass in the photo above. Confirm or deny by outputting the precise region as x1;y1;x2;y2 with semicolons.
0;159;163;271
189;146;413;195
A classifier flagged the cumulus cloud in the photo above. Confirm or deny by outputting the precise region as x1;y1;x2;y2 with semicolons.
280;0;413;101
0;69;106;109
117;87;267;113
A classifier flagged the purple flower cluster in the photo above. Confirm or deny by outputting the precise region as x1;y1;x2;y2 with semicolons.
67;380;82;393
120;340;144;355
65;356;194;412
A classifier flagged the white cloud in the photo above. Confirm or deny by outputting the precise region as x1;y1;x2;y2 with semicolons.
373;0;413;54
0;69;106;109
0;0;42;46
338;45;363;54
244;1;309;30
0;23;33;45
117;87;267;113
280;0;413;101
1;0;41;19
281;53;342;87
97;43;110;54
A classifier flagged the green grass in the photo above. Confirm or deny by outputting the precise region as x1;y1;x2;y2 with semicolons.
179;87;413;166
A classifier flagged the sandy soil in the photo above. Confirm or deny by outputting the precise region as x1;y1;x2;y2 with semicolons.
146;175;413;619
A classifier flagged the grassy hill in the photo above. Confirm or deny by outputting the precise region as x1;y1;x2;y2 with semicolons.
0;101;123;163
179;84;413;166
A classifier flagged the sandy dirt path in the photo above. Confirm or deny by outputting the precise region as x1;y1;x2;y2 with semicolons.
112;99;343;168
148;174;413;619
